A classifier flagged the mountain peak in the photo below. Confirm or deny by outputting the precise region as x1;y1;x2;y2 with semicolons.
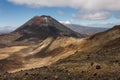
33;15;51;21
34;15;51;18
12;15;83;41
41;15;51;17
31;15;51;25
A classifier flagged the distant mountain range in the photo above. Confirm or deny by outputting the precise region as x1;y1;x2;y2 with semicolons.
64;24;109;35
0;23;108;36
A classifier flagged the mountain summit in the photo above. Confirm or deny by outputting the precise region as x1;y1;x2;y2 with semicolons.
13;15;83;41
0;15;84;46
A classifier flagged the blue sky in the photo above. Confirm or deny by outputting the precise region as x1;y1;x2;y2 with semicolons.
0;0;120;28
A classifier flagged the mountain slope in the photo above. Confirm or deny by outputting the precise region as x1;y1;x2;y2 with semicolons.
2;25;120;80
0;16;84;46
64;24;108;35
0;15;86;73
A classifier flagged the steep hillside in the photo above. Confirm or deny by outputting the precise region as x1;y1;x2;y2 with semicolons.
2;25;120;80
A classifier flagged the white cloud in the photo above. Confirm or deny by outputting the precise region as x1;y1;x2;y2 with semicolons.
59;21;72;24
0;26;17;31
8;0;120;11
0;26;17;32
7;0;120;20
73;12;110;20
82;22;120;27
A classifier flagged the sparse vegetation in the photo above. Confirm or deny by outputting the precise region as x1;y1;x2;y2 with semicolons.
0;16;120;80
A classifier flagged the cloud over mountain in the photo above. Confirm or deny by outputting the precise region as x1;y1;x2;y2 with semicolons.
7;0;120;20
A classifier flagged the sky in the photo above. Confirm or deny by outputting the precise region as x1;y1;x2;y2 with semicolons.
0;0;120;29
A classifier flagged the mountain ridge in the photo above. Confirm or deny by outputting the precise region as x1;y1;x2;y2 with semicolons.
1;25;119;80
64;24;108;35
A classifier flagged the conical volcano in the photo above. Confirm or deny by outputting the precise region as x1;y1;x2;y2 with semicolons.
0;15;86;72
13;15;83;41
